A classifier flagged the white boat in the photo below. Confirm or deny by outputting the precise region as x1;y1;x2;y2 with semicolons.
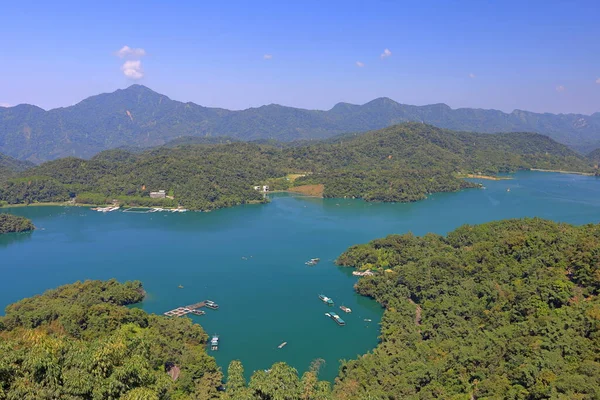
325;313;331;317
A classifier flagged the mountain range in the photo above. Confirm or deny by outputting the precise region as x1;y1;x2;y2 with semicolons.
1;84;599;162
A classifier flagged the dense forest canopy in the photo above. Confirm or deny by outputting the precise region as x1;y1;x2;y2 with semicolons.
0;153;34;184
334;218;600;399
0;123;592;210
0;213;34;233
2;84;600;162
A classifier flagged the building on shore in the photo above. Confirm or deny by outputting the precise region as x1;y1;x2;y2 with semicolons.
150;190;166;199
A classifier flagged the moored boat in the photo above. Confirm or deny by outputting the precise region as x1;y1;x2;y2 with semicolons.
205;300;219;310
328;312;346;326
340;305;352;313
318;294;334;305
210;335;219;350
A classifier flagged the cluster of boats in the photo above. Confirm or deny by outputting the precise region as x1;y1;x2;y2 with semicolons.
318;294;352;326
210;335;219;351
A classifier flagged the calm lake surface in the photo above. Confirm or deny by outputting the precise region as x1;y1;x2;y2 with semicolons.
1;171;599;381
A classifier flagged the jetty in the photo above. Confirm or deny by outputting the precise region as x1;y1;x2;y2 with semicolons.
163;300;219;317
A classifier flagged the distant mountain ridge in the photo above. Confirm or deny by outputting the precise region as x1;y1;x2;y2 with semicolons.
1;84;599;162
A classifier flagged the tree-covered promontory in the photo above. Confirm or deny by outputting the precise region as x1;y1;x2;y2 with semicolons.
0;123;593;210
334;218;600;399
0;213;34;233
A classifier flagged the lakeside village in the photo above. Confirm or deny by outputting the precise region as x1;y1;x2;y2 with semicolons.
162;257;374;352
90;186;273;213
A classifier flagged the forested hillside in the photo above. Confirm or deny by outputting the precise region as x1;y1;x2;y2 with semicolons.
334;218;600;399
2;85;600;162
0;123;591;210
0;153;33;184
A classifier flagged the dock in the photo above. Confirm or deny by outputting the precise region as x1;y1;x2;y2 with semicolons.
163;300;219;318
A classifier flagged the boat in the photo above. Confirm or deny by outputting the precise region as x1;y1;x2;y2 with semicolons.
210;335;219;350
278;341;287;349
204;300;219;310
318;294;334;305
325;313;331;317
190;309;205;316
178;285;184;289
364;319;372;322
507;188;511;192
340;305;352;313
328;312;346;326
305;257;321;266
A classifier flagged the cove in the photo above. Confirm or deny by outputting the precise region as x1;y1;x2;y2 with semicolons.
1;171;599;381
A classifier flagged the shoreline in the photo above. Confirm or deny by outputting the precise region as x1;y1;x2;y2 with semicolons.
529;168;596;176
459;174;512;181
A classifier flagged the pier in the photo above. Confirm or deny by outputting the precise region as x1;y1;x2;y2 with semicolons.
163;300;219;317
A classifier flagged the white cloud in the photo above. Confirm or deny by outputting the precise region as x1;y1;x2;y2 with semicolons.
556;85;566;92
263;54;273;60
0;102;10;108
469;73;476;79
596;78;600;84
116;45;146;58
121;60;144;80
380;48;392;59
356;61;364;67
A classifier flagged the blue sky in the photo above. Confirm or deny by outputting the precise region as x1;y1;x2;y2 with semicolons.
1;0;599;114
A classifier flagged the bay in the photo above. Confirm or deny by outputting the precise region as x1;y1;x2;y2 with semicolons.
1;171;599;381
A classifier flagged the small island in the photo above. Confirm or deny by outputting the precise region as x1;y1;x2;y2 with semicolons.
0;213;35;234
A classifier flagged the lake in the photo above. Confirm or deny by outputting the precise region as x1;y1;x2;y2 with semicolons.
1;171;599;381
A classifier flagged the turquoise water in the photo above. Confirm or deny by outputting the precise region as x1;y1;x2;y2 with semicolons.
1;171;599;381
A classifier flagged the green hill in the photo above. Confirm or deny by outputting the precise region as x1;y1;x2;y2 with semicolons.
1;85;599;162
0;123;591;210
334;218;600;399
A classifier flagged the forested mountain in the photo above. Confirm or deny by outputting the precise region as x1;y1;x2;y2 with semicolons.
0;123;592;210
1;85;599;162
335;218;600;399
